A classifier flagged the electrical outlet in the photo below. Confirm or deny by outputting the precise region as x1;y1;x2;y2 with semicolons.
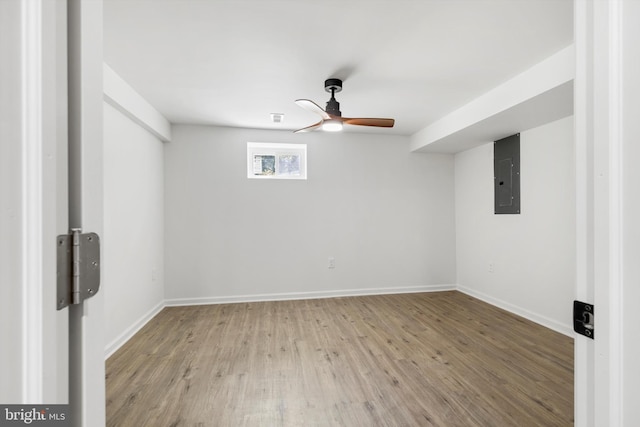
488;263;494;273
328;257;335;269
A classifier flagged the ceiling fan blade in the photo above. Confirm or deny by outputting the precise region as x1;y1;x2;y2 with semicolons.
294;119;324;133
342;117;395;127
295;99;331;120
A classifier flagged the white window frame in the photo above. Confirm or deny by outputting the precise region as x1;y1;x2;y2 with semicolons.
247;142;307;180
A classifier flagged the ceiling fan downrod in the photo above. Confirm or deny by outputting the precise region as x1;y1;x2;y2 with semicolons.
324;78;342;117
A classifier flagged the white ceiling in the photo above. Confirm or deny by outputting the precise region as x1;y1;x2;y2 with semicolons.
103;0;574;137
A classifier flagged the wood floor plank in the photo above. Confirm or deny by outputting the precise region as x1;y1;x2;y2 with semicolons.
106;291;573;426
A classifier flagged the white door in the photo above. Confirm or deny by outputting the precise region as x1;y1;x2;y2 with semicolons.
67;0;106;426
0;0;105;425
574;0;640;426
0;0;69;405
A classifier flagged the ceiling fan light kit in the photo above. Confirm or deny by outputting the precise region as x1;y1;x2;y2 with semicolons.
294;78;395;133
322;119;343;132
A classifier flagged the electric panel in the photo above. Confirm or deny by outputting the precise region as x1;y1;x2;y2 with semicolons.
494;133;520;214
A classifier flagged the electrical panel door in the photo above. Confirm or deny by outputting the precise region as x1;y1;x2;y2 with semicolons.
494;133;520;214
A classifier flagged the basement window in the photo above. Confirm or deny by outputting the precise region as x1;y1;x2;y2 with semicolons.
247;142;307;180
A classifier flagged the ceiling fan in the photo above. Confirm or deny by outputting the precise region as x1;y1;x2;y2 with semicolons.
294;78;395;133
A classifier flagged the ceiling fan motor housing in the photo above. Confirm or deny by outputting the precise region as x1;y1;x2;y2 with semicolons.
324;78;343;116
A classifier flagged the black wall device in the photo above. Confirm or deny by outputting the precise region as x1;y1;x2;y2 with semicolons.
494;133;520;214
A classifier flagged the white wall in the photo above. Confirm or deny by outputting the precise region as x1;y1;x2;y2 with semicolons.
455;116;575;335
103;102;165;356
164;126;456;303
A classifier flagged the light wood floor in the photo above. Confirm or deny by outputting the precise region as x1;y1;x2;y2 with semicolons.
106;291;573;426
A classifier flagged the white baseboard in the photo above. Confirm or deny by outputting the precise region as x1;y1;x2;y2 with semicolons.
104;301;165;360
456;285;574;337
165;284;456;307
